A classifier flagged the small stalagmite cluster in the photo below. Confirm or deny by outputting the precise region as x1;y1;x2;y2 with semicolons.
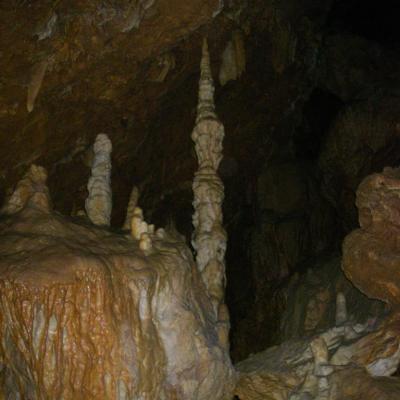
0;44;235;400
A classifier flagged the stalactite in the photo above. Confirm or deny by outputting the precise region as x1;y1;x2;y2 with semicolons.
85;134;112;226
219;30;246;86
123;186;140;230
191;39;229;347
27;60;48;113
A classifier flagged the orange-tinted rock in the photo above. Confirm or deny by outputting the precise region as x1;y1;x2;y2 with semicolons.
0;204;235;399
329;367;400;400
342;167;400;306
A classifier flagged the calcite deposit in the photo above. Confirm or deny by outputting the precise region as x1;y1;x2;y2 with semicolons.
0;164;50;215
0;46;235;399
192;39;230;348
0;166;235;400
342;167;400;305
27;59;48;113
235;294;400;400
123;186;140;230
219;30;246;86
85;133;113;227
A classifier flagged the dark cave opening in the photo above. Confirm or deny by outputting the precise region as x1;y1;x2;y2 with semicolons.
327;0;400;47
293;88;344;161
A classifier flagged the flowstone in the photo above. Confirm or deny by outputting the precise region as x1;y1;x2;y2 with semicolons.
0;166;235;400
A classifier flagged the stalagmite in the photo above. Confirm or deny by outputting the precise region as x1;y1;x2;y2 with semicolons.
192;39;229;347
335;292;347;326
85;133;112;226
139;232;152;251
310;337;332;399
130;206;149;240
1;164;51;215
123;185;140;230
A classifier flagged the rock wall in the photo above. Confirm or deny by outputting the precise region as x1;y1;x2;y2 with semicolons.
281;255;385;341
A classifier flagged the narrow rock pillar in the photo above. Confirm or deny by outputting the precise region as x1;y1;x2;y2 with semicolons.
85;134;112;226
192;39;229;347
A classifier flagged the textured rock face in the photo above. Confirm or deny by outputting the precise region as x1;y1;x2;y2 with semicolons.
281;256;384;341
329;367;400;400
0;173;235;399
343;167;400;306
230;160;338;360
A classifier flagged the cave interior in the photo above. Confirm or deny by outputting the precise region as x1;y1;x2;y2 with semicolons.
0;0;400;399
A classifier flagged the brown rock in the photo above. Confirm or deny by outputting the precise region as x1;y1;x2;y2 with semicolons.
342;167;400;306
330;367;400;400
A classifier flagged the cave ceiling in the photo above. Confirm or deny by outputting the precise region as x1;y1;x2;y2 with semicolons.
0;0;334;225
1;0;399;231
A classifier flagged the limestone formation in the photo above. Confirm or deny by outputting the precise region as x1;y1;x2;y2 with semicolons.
0;165;235;399
147;52;176;82
310;337;331;399
85;133;112;226
123;185;140;230
118;0;156;32
219;30;246;86
235;291;400;400
343;167;400;306
130;206;148;240
27;60;48;113
34;12;57;40
335;292;347;326
192;39;229;346
0;164;51;215
139;232;152;251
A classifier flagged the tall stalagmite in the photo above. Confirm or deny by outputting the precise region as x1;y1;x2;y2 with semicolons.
85;133;112;226
192;39;229;348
